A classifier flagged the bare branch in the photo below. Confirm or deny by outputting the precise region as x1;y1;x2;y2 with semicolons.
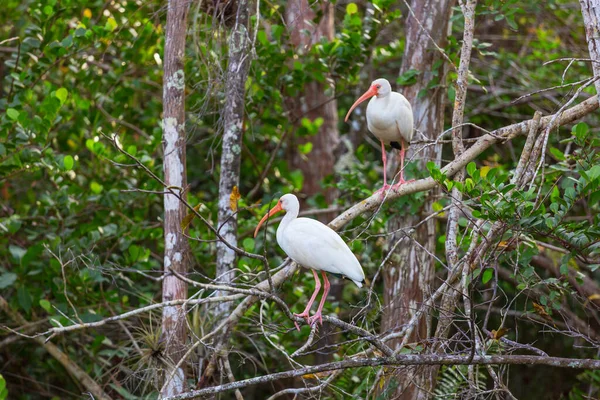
163;354;600;399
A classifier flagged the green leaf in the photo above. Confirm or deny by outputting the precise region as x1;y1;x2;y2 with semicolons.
447;86;456;102
466;162;476;177
17;287;32;313
506;15;518;30
128;245;140;262
346;3;358;14
63;155;74;170
549;147;565;161
482;268;494;284
55;88;68;105
560;263;569;275
39;299;52;312
397;69;420;86
298;142;313;154
9;245;26;262
242;237;255;251
585;165;600;181
550;185;560;201
271;25;283;40
105;17;118;32
573;122;589;139
90;181;104;194
0;273;17;289
6;108;19;120
0;374;6;400
257;30;268;46
289;170;304;190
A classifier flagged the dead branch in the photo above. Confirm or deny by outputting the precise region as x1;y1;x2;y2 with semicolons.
164;354;600;399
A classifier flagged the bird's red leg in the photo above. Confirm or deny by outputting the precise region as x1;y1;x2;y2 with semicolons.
309;271;330;327
393;139;414;189
375;140;391;195
293;269;321;330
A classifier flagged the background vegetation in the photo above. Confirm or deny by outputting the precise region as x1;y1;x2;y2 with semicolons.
1;0;599;399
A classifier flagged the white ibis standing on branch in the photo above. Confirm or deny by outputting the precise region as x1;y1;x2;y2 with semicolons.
254;194;365;328
344;78;414;193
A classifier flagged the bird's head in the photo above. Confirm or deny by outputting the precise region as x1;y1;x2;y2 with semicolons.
344;78;392;122
254;194;299;237
370;78;391;97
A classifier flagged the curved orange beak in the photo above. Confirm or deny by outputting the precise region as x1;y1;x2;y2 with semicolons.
254;201;283;238
344;85;378;122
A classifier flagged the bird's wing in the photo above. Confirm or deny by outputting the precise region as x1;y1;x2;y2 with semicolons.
392;93;414;142
280;218;365;283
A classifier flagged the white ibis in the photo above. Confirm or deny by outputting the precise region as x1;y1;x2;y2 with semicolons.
254;194;365;328
344;78;414;193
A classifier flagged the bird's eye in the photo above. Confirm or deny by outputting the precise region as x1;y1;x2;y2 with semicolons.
376;84;381;89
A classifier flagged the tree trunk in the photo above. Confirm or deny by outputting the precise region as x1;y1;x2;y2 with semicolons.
161;0;191;396
214;0;251;316
580;0;600;94
284;0;339;222
381;1;455;398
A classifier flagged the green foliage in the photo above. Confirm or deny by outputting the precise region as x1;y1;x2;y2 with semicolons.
567;369;600;400
0;375;7;400
433;365;487;399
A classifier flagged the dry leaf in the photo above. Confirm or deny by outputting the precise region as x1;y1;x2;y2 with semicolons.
584;293;600;307
532;302;556;327
230;186;241;212
491;327;510;340
181;203;203;230
302;371;336;379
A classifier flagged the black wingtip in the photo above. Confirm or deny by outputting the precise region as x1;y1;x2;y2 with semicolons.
390;141;401;150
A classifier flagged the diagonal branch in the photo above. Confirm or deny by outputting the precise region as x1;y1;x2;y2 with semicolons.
329;95;598;231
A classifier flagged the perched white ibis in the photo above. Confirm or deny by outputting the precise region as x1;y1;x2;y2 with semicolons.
344;78;414;193
254;194;365;328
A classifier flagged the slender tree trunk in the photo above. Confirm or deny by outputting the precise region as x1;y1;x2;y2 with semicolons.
580;0;600;94
381;1;455;398
285;0;339;222
214;0;251;316
161;0;191;396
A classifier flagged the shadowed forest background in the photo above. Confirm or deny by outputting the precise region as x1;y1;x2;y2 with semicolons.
1;0;600;399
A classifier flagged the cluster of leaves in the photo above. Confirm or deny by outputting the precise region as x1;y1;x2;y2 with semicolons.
0;0;168;396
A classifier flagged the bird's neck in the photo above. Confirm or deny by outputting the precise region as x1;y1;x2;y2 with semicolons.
277;209;298;235
375;93;390;102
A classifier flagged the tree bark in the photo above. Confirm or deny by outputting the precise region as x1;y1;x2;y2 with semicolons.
161;0;191;396
381;0;455;398
580;0;600;94
214;0;251;316
284;0;340;222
